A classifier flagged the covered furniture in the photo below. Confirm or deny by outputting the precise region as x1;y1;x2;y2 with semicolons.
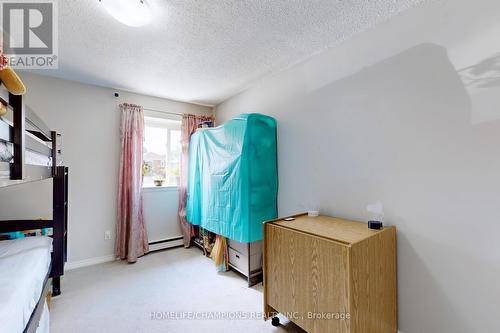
186;113;278;242
187;113;277;285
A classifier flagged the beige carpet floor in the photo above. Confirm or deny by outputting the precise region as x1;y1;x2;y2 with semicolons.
50;247;305;333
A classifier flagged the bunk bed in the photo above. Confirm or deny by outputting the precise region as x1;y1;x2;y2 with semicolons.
0;86;68;333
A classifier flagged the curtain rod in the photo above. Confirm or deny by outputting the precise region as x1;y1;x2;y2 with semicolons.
143;108;183;117
143;108;213;119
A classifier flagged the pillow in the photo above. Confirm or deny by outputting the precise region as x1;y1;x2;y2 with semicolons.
0;141;13;162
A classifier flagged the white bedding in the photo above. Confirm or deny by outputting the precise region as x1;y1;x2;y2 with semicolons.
35;301;49;333
0;237;52;333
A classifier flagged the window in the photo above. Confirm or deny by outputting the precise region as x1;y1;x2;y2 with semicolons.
143;115;181;187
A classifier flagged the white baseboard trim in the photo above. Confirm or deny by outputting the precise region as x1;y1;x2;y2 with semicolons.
65;254;116;271
65;238;183;270
149;237;184;252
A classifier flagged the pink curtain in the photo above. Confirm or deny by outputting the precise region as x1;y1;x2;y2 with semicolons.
179;114;214;247
115;103;149;262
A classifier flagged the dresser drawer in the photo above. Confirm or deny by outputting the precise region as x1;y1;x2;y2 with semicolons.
228;239;262;255
229;247;262;275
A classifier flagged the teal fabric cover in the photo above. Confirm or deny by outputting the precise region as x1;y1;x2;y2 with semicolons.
0;232;24;239
186;113;278;242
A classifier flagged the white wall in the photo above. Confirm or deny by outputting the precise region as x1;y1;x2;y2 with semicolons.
216;1;500;332
143;187;181;242
0;73;212;265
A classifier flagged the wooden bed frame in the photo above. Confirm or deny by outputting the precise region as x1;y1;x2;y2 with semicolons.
0;87;68;333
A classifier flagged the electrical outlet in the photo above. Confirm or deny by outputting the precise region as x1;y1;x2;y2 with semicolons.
104;230;111;240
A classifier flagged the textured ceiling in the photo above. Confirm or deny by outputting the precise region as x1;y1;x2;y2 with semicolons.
28;0;425;105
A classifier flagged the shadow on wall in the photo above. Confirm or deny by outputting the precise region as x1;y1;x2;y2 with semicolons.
456;52;500;124
274;43;500;332
458;52;500;88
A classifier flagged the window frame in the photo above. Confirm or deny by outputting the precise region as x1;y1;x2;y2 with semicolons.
142;112;182;189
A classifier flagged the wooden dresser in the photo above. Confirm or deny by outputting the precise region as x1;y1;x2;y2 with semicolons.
263;214;397;333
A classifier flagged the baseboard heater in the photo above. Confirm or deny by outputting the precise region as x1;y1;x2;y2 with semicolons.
148;236;184;252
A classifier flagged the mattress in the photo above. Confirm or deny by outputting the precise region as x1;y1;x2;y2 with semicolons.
0;236;52;333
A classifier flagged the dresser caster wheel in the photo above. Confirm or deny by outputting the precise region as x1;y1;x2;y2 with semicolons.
271;316;280;327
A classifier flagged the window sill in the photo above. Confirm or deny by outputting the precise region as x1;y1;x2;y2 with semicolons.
142;186;179;192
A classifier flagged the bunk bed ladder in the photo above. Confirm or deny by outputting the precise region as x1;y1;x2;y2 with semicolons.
10;93;25;180
51;128;68;296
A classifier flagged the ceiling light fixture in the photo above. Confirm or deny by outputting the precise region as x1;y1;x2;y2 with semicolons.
99;0;153;27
